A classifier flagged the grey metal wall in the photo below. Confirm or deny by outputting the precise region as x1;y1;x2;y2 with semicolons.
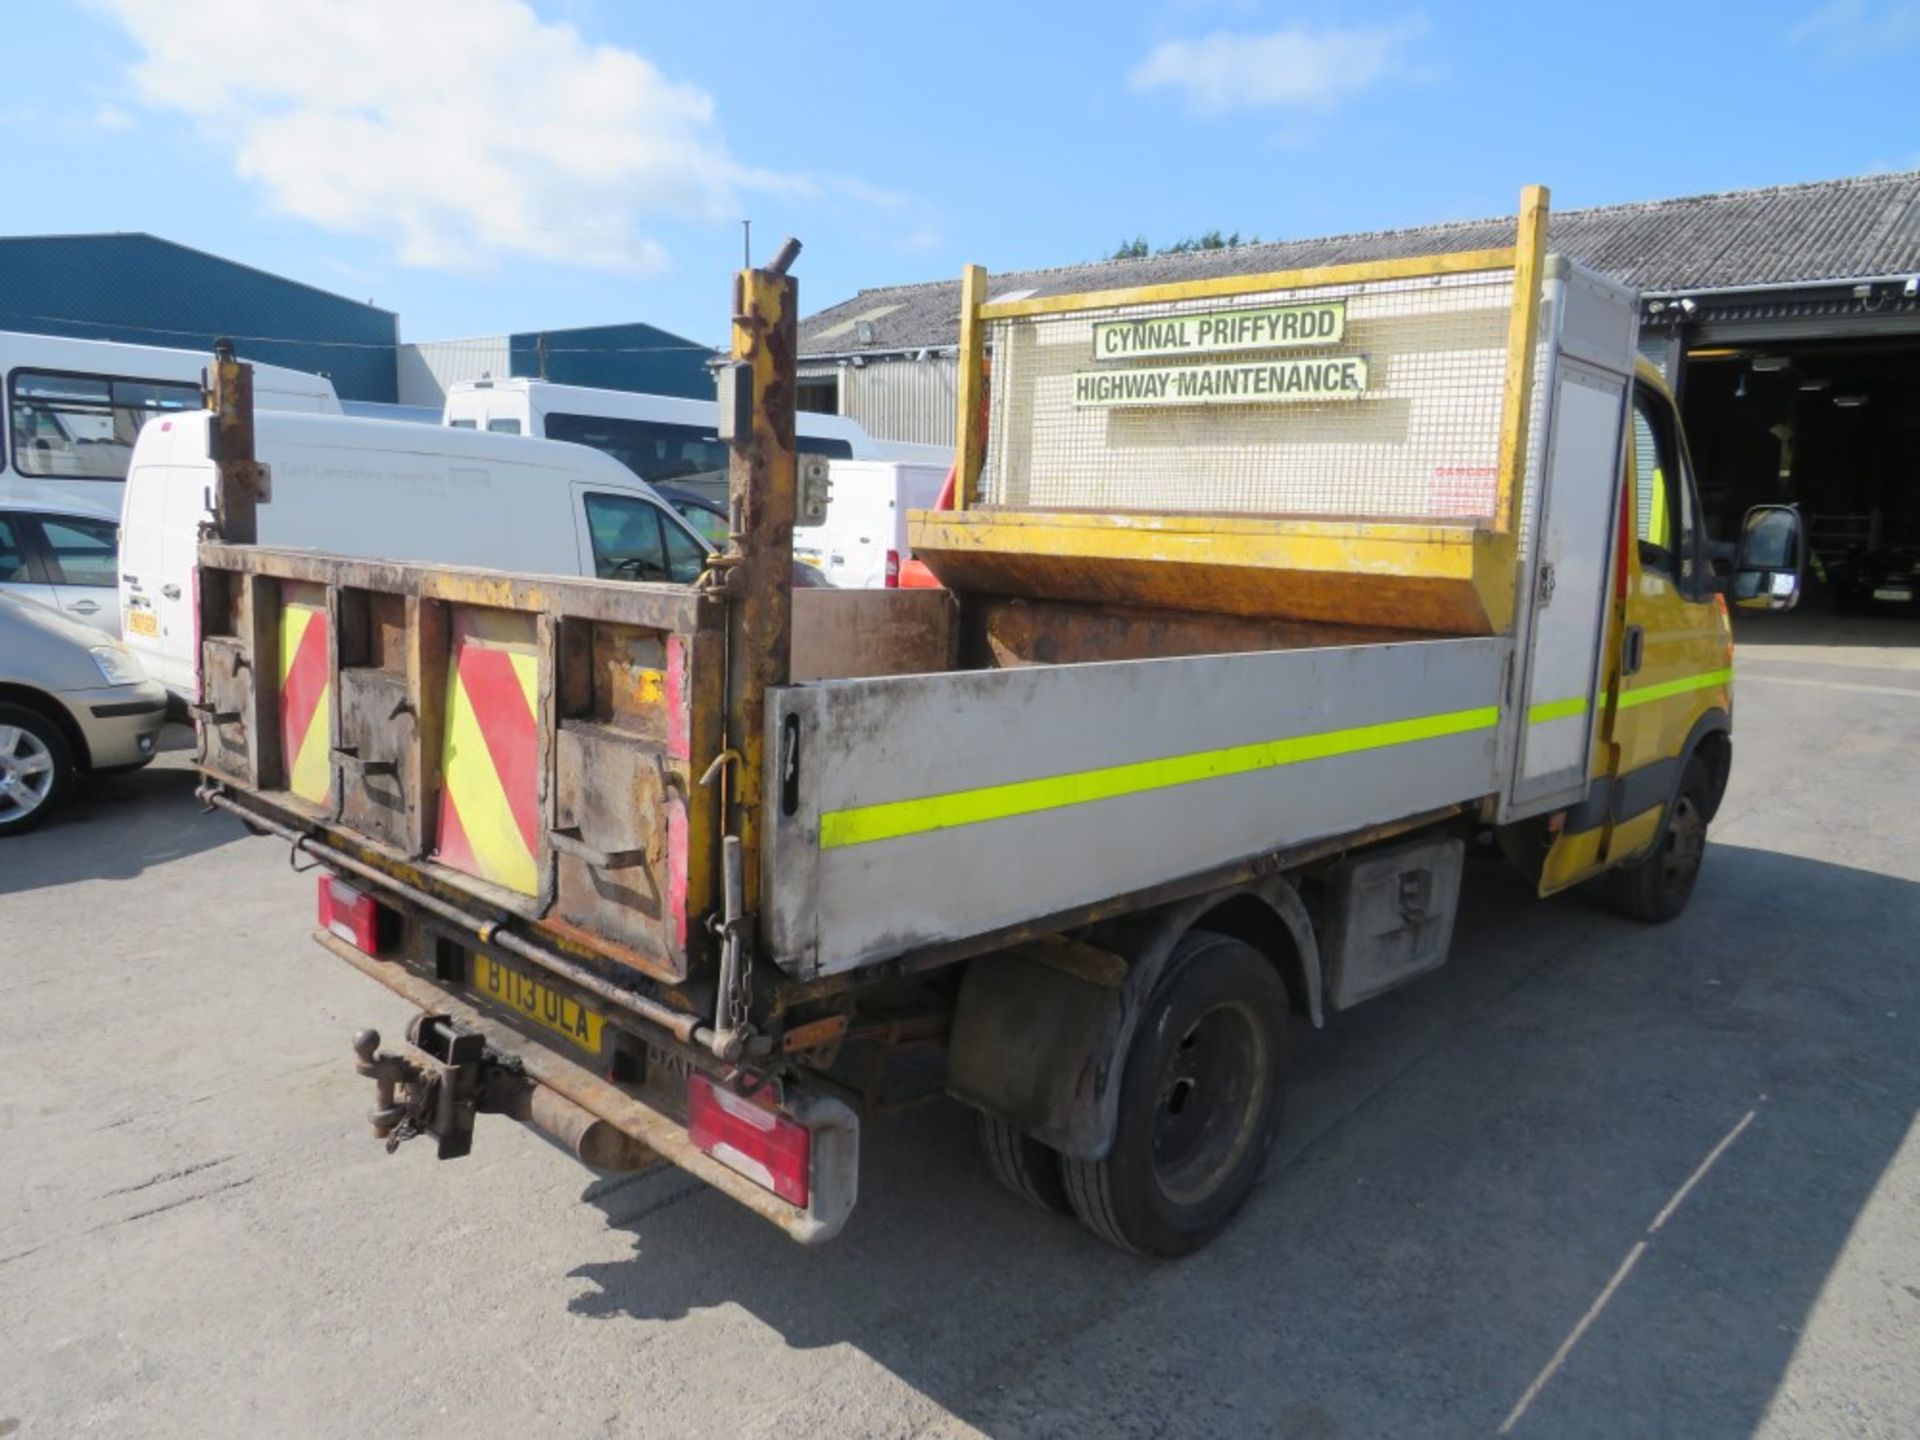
804;356;957;446
396;336;513;408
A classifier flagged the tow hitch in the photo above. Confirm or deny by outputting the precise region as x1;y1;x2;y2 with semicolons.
353;1015;483;1159
352;1015;657;1171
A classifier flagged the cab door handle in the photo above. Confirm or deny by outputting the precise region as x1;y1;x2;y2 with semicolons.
69;599;100;615
162;583;182;600
1621;624;1645;676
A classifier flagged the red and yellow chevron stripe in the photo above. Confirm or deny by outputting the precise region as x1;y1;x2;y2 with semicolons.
278;581;331;806
434;608;541;895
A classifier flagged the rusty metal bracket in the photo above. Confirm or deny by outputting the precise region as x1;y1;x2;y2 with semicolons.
331;746;399;780
547;825;647;871
187;701;242;725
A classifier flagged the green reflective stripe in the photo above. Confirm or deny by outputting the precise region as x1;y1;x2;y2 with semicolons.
818;704;1500;851
1528;695;1588;724
1618;666;1733;710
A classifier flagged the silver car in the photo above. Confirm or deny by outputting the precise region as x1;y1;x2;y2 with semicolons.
0;590;168;835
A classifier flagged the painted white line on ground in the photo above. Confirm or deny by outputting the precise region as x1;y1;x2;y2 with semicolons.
1739;673;1920;700
1499;1105;1761;1434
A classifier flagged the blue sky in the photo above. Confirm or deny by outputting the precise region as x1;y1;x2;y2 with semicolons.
7;1;1918;347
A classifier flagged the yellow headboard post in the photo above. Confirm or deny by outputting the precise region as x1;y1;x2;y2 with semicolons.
1493;184;1551;534
953;263;988;509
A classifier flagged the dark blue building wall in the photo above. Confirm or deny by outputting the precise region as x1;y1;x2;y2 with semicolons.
0;234;398;402
509;320;715;400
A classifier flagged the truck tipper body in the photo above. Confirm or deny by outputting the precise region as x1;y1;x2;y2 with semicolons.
190;191;1805;1256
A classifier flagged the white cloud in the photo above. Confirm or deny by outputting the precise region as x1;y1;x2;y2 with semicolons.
95;0;811;272
1789;1;1920;60
93;102;135;132
1128;19;1428;116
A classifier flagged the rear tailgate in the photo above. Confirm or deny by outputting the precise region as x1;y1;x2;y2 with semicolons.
192;542;722;983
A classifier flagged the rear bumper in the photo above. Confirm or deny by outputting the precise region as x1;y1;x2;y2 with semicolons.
313;930;860;1244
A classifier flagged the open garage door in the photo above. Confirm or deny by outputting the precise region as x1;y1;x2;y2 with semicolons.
1682;338;1920;636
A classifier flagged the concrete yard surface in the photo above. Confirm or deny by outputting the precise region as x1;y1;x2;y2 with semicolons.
1;620;1917;1439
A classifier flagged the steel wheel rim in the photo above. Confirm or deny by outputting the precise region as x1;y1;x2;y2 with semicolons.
0;724;56;822
1149;999;1267;1207
1661;793;1705;895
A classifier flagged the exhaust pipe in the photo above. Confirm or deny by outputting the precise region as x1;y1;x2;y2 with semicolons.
490;1074;659;1173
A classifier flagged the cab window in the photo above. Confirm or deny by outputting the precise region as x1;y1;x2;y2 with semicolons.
1630;387;1701;593
582;493;705;584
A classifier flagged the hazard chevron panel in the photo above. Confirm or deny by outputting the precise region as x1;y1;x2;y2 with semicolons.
278;581;333;807
435;606;544;897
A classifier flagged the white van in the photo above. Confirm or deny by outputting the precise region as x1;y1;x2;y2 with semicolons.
119;411;711;701
2;330;340;512
443;379;950;504
793;460;948;589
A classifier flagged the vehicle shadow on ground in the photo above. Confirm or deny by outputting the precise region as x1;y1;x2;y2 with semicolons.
0;740;243;895
566;844;1918;1438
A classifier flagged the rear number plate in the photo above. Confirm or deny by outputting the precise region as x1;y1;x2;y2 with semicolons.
127;609;159;637
1873;587;1912;602
472;953;604;1054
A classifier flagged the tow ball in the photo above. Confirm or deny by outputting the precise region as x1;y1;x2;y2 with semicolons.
352;1014;484;1159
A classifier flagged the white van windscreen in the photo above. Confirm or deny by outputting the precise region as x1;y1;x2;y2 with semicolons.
9;371;201;480
545;412;852;488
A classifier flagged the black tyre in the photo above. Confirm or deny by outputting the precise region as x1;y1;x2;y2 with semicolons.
1062;930;1289;1257
1607;759;1710;924
0;702;75;837
976;1111;1072;1215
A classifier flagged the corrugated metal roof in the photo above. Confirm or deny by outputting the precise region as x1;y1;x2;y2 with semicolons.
800;171;1920;357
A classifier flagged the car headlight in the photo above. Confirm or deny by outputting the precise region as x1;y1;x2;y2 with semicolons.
90;645;148;686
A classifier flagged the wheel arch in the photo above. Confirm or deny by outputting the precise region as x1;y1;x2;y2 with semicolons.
948;874;1319;1163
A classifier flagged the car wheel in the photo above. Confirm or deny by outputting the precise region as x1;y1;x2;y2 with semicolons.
1607;759;1709;924
1061;930;1289;1257
0;703;75;837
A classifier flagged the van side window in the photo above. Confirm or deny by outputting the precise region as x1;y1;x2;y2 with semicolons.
1630;387;1700;590
36;515;119;587
583;492;671;582
9;370;200;480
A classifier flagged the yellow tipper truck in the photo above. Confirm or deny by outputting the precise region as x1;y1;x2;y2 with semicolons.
193;190;1806;1256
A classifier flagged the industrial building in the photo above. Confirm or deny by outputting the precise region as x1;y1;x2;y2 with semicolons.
799;170;1920;558
0;232;398;402
395;320;714;410
0;233;717;412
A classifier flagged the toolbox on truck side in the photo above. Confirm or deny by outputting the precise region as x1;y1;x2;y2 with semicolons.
194;191;1807;1257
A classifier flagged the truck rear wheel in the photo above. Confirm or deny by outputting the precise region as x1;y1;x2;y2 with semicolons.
1608;758;1710;924
976;1111;1072;1214
1062;930;1288;1257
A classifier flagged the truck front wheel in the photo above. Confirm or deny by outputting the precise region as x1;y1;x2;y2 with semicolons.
1062;930;1289;1257
1607;758;1710;924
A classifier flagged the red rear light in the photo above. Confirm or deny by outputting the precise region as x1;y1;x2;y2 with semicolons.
884;548;901;588
317;874;392;955
687;1073;810;1208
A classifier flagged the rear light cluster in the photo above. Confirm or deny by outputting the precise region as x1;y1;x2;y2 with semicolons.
687;1072;811;1208
884;548;901;588
317;874;396;955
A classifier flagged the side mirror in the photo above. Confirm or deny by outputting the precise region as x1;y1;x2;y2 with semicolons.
1731;504;1805;612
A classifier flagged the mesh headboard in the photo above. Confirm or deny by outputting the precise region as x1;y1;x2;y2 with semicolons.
980;267;1520;526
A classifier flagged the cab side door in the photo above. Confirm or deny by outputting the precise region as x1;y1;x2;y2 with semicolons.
1609;380;1730;854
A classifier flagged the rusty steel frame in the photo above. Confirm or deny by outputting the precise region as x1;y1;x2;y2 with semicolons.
315;930;859;1245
